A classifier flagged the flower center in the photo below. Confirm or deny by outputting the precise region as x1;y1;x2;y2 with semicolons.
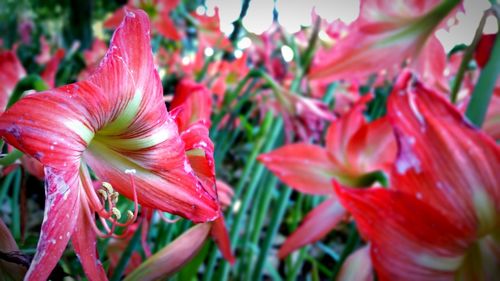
80;165;140;239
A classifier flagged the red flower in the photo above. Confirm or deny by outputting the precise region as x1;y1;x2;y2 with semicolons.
259;96;396;257
335;71;500;280
0;10;219;280
193;7;232;51
0;50;26;111
170;78;235;264
260;96;396;192
309;0;461;82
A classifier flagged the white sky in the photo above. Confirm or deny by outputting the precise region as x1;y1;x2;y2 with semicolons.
205;0;498;52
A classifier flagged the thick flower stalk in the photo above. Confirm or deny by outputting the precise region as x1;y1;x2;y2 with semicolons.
335;71;500;280
0;10;220;280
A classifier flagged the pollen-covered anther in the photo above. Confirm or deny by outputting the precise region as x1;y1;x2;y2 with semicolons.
126;210;135;222
110;191;119;204
97;189;108;200
111;207;121;220
101;182;114;193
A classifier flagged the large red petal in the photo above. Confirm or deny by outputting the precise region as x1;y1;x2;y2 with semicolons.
25;167;80;281
211;217;235;264
90;9;168;139
334;184;472;280
278;198;347;258
388;71;500;235
71;195;107;281
0;82;102;170
258;144;337;195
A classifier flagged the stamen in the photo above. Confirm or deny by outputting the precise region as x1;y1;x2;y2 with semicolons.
102;182;114;193
111;207;121;220
84;168;141;239
106;170;139;228
80;166;112;219
97;189;108;200
110;192;119;204
126;210;135;222
81;195;116;239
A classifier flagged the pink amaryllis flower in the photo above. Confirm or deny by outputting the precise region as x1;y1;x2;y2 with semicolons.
335;71;500;280
309;0;462;82
171;78;235;264
258;96;396;257
0;10;220;280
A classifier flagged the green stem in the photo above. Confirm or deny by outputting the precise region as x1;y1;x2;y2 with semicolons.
300;15;321;72
450;10;491;103
0;171;16;206
240;173;277;279
286;248;308;281
251;187;293;281
11;168;21;239
217;118;284;281
202;114;276;281
465;9;500;126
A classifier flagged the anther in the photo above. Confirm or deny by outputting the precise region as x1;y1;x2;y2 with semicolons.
102;182;114;193
111;207;121;220
97;189;108;200
126;210;135;222
110;192;119;204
